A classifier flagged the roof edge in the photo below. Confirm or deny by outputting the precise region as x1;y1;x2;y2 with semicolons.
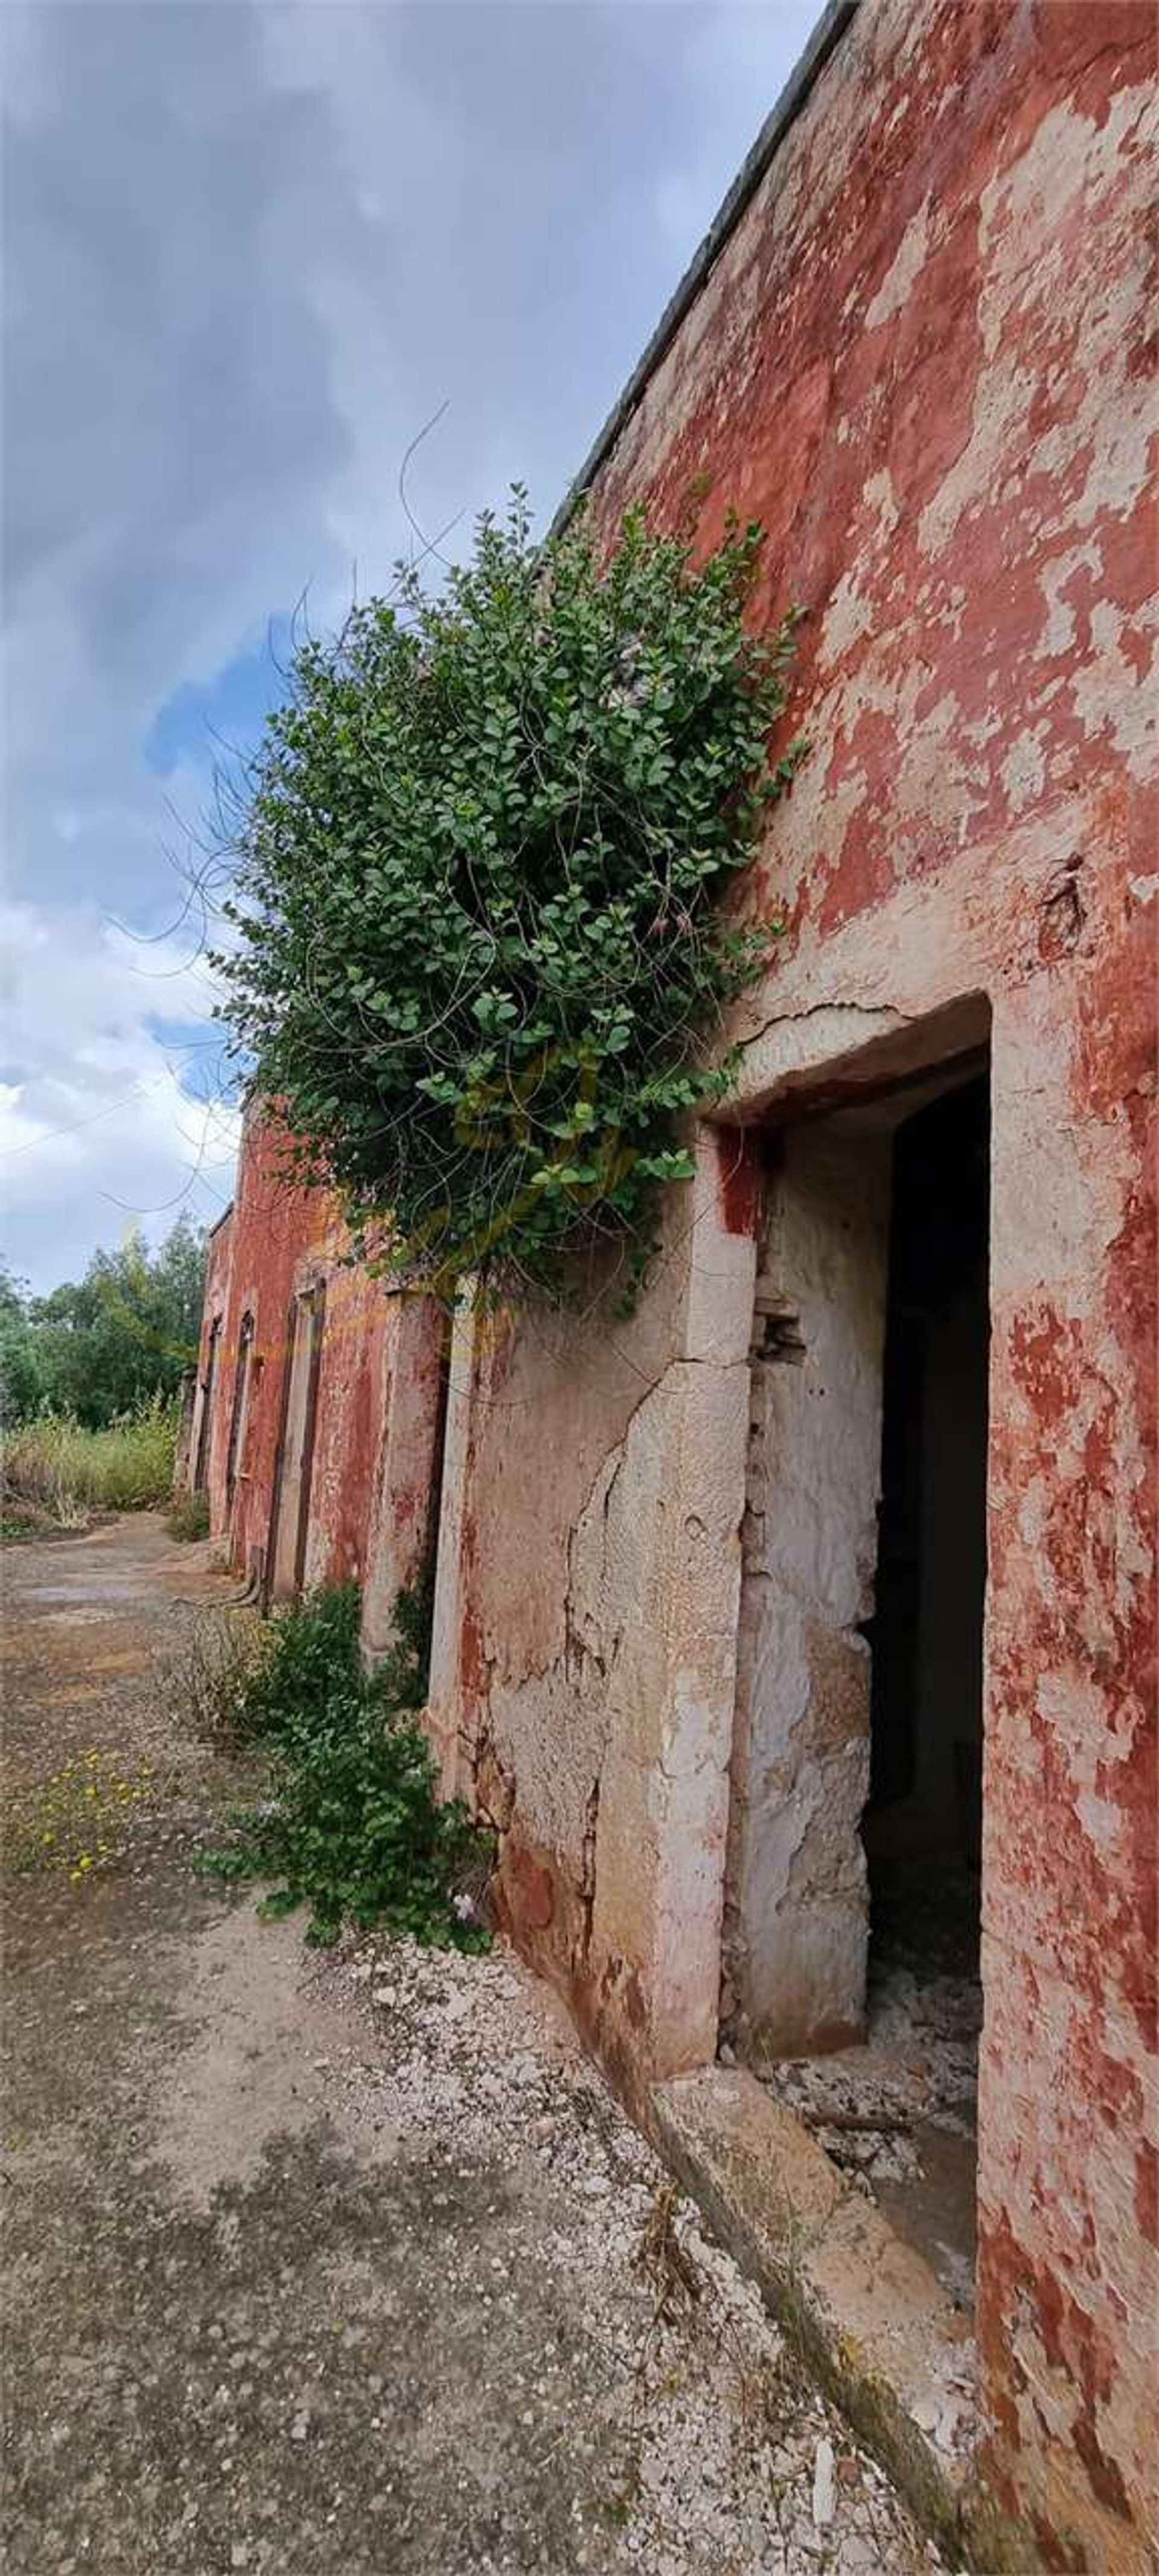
549;0;860;538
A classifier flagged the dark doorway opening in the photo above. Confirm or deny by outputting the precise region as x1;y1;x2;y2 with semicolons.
193;1317;220;1496
867;1076;989;1862
746;1065;991;2312
860;1072;990;2303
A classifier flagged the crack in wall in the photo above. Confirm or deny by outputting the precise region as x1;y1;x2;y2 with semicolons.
576;1776;601;1970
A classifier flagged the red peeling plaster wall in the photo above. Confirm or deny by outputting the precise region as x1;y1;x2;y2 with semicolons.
456;1;1157;2560
197;1107;442;1634
193;2;1156;2558
197;1107;394;1597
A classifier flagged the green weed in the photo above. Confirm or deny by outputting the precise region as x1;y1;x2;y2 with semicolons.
197;1582;492;1951
166;1492;211;1542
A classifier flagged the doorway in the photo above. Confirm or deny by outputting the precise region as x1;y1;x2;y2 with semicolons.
226;1311;255;1514
724;1058;990;2309
193;1316;220;1496
268;1284;326;1604
858;1075;988;2301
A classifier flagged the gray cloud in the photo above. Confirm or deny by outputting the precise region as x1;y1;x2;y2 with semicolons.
1;0;818;1285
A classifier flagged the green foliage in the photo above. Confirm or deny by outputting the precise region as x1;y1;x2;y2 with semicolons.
199;1582;490;1951
0;1262;44;1428
22;1217;206;1428
218;494;803;1302
166;1491;211;1542
370;1555;435;1712
0;1395;180;1530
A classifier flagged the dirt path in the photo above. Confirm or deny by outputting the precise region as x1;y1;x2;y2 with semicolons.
1;1516;943;2575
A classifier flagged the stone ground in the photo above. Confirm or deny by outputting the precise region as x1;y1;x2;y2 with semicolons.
1;1514;947;2575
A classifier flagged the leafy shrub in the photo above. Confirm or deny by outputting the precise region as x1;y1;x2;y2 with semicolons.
0;1396;179;1530
199;1582;490;1950
167;1492;211;1542
217;494;803;1304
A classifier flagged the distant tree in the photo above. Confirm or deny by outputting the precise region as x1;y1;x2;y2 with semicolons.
25;1217;207;1428
0;1261;44;1426
150;1215;208;1357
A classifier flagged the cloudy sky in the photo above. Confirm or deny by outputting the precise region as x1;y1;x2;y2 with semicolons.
2;0;817;1291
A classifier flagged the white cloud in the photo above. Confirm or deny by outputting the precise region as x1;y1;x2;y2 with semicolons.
0;904;241;1289
2;0;821;1290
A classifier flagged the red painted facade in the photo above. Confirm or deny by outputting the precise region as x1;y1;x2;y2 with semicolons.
193;1111;389;1596
195;4;1157;2560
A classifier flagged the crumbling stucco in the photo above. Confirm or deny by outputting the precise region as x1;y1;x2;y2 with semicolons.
725;1116;892;2056
193;4;1157;2560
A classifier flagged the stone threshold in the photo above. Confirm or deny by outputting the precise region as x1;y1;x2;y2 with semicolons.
650;2065;1039;2574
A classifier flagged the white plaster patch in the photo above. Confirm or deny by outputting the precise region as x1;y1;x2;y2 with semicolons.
893;689;988;845
919;81;1157;564
917;355;1037;561
1035;1664;1131;1808
1034;540;1103;662
1000;727;1047;815
1068;598;1158;770
817;474;901;674
864;195;933;330
1074;1789;1125;1859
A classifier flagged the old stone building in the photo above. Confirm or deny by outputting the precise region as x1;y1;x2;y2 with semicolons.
191;3;1157;2564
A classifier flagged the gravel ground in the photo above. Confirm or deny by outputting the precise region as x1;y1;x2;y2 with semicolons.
753;1882;982;2315
2;1517;945;2574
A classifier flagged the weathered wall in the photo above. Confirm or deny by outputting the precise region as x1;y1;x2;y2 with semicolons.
195;1110;401;1608
432;2;1157;2562
195;1107;447;1648
193;1;1156;2558
190;1204;235;1509
725;1110;892;2058
425;1158;757;2092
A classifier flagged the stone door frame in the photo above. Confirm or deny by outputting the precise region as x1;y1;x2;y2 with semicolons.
678;992;994;2080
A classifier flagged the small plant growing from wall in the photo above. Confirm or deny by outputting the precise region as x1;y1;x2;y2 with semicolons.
217;492;804;1302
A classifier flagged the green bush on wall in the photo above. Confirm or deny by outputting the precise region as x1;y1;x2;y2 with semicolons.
217;493;804;1305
